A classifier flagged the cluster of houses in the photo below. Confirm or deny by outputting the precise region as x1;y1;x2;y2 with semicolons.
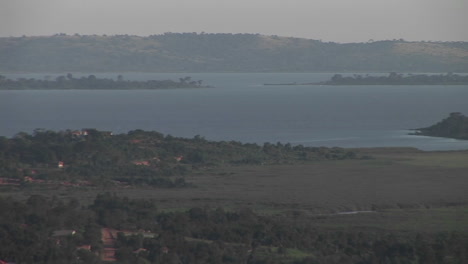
50;228;166;262
100;227;163;261
0;160;95;187
1;226;168;263
69;129;113;138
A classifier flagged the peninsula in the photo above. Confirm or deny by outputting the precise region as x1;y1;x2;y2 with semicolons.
411;112;468;140
0;129;358;188
0;74;207;90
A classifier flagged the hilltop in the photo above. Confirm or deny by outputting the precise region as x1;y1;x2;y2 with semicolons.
1;33;467;72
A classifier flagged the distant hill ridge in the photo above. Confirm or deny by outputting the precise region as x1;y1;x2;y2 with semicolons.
1;33;467;72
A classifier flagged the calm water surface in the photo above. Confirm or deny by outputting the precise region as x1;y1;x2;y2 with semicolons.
2;73;468;150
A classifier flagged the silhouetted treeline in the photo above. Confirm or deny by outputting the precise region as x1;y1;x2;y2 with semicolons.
412;112;468;140
0;194;466;263
0;74;205;90
0;129;358;187
323;72;468;85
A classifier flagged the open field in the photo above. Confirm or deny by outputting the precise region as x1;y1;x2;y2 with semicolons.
4;148;467;215
306;207;468;233
358;147;468;168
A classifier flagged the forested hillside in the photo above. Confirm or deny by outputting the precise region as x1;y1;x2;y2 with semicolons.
1;33;467;72
0;129;357;187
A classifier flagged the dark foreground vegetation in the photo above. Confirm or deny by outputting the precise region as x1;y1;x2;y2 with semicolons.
323;72;468;85
0;193;466;264
412;112;468;140
0;129;358;187
1;127;467;263
0;74;205;90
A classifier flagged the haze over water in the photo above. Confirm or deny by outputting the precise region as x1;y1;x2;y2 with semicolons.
2;73;468;151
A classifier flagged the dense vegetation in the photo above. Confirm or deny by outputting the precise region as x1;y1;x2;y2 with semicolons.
0;74;205;90
0;129;358;187
412;112;468;140
0;194;466;264
1;33;467;72
323;72;468;85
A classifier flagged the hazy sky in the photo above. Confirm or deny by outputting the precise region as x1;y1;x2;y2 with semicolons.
1;0;467;43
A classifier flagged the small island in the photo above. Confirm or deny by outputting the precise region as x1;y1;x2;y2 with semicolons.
0;74;207;90
264;72;468;86
411;112;468;140
323;72;468;85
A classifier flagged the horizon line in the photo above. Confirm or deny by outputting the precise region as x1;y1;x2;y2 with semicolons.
1;32;467;44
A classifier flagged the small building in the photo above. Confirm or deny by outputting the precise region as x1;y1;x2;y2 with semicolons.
58;161;65;168
71;130;89;137
77;245;91;251
133;160;150;166
102;248;117;262
24;176;33;182
52;230;76;237
161;246;169;254
133;248;148;254
71;130;83;137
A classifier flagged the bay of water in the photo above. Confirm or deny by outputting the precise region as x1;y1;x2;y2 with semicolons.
2;73;468;151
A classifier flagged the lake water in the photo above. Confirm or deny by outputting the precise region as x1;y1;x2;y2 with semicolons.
2;73;468;151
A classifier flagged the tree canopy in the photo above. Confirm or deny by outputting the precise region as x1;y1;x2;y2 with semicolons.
322;72;468;85
1;194;466;264
0;129;359;187
412;112;468;140
0;74;206;90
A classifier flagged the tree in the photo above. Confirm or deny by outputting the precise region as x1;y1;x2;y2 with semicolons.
331;74;343;82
